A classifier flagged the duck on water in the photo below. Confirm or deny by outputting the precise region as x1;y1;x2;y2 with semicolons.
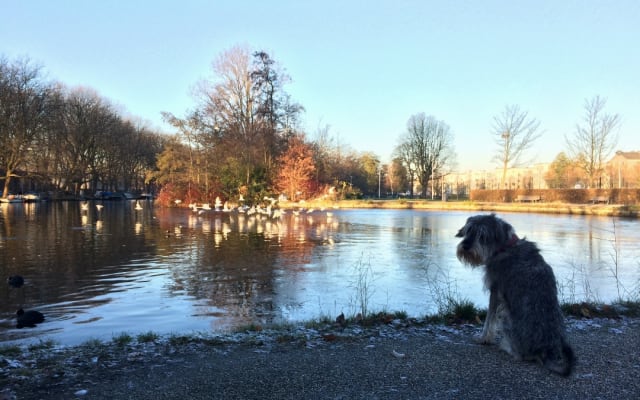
7;275;24;288
8;275;46;328
16;308;45;329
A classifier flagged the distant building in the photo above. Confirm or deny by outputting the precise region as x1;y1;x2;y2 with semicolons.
443;150;640;195
444;163;550;197
607;151;640;188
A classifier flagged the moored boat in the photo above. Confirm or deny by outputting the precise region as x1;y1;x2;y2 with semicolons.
23;192;41;202
0;195;24;203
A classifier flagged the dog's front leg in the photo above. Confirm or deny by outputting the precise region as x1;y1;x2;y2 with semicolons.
476;288;499;344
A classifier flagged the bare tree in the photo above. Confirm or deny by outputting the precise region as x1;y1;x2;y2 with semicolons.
566;95;620;188
101;120;160;192
199;45;255;131
492;104;542;188
57;87;118;195
310;123;336;186
0;57;53;197
395;113;455;198
187;45;303;199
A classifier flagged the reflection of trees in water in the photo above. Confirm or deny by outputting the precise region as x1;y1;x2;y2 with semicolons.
0;202;151;316
389;213;446;268
163;211;341;325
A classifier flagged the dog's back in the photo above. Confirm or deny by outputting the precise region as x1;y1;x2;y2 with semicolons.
486;239;575;376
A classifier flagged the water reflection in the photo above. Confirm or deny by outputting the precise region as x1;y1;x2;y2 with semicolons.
1;202;639;346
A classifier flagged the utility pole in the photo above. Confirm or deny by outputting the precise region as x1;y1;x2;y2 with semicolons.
378;166;381;198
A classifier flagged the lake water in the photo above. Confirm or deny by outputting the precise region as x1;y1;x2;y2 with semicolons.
1;202;639;346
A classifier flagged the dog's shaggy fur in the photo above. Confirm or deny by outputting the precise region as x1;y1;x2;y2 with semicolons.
455;213;575;376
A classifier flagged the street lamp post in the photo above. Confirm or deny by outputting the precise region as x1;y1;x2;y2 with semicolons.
378;166;382;198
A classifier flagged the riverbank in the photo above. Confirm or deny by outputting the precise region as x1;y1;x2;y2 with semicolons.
1;315;639;399
286;198;640;218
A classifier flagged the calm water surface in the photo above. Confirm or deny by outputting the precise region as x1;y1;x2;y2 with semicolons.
1;202;639;346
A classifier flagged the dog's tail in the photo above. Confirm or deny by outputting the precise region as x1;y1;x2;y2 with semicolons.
543;338;575;377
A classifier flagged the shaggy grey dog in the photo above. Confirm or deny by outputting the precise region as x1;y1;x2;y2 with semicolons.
455;213;575;376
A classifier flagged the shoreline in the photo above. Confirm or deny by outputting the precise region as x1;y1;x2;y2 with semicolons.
2;315;639;399
4;197;638;218
284;198;640;218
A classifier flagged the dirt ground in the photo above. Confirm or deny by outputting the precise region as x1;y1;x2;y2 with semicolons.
2;316;639;400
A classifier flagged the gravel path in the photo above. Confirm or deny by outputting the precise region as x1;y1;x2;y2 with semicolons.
3;317;639;400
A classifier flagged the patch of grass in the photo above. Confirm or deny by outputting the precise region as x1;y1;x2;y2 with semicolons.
198;337;229;346
426;297;482;325
240;323;263;332
355;311;405;326
303;314;334;329
275;333;299;343
112;332;133;347
614;300;640;317
0;344;22;357
299;310;410;330
561;300;640;319
423;265;482;325
393;310;408;320
27;339;57;352
137;331;160;343
168;334;194;346
449;298;480;323
77;338;112;361
80;338;104;349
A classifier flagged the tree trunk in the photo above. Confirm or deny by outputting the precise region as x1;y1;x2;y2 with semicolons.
2;170;13;198
501;160;508;189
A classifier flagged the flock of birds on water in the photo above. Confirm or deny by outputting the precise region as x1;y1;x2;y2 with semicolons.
81;200;143;212
79;196;337;220
7;275;45;329
178;196;335;220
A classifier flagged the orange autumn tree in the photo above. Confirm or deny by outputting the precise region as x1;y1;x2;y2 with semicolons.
276;134;316;200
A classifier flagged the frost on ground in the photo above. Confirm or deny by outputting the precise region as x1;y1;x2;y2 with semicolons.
1;316;638;398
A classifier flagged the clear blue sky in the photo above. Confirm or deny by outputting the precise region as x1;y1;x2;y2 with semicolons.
2;0;638;170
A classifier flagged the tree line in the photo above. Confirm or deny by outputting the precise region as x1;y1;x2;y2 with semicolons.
0;47;623;203
0;56;163;198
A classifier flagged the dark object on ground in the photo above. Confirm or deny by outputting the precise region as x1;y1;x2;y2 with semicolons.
16;308;45;328
7;275;25;288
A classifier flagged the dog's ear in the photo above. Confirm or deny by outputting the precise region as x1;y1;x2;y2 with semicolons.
502;220;515;239
456;218;469;237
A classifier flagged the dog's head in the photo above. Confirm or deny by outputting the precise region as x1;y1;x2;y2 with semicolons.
455;213;517;266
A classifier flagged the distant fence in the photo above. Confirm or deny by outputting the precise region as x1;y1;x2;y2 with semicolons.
470;189;640;205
